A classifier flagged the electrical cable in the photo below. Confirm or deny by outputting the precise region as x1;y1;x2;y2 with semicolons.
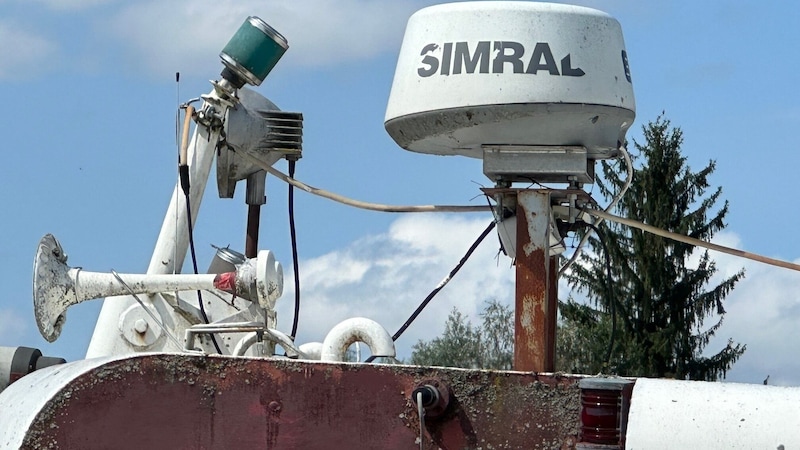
417;390;425;450
288;160;301;339
559;147;633;275
183;197;222;354
234;149;491;213
587;208;800;273
391;220;497;342
583;222;616;367
179;107;223;354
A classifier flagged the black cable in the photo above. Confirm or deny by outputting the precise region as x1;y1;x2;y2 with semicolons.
391;220;497;342
179;122;223;354
288;160;301;339
584;222;616;367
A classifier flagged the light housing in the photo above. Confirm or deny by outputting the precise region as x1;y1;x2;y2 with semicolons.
220;16;288;88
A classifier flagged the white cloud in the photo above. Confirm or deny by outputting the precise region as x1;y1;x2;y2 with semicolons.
100;0;423;78
280;219;800;385
705;245;800;386
0;21;58;80
275;214;513;358
664;230;800;386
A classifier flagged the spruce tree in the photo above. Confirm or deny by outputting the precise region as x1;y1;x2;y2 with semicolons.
561;115;745;380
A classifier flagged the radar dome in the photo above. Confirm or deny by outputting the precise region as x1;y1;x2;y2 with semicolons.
385;2;635;163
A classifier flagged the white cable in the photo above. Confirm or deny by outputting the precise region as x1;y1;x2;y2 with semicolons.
235;150;491;213
559;147;633;275
586;208;800;272
417;390;425;450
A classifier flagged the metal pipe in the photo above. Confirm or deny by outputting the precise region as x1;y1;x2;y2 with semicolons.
232;329;307;358
298;342;323;360
320;318;395;362
232;332;261;356
513;190;556;372
245;204;260;258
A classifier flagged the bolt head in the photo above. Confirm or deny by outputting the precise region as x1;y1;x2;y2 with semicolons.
134;319;149;334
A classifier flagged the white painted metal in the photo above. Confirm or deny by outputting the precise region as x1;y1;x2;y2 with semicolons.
298;342;323;360
34;237;280;346
118;303;163;349
385;1;635;158
0;347;16;392
232;329;306;358
496;211;565;259
255;249;283;309
86;94;223;358
0;355;130;448
149;112;221;276
320;318;396;362
232;332;263;356
40;269;218;338
625;378;800;449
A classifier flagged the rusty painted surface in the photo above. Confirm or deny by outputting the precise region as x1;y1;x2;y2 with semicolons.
547;256;558;371
514;191;555;372
22;354;582;449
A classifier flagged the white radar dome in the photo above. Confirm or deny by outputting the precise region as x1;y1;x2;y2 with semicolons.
385;2;635;162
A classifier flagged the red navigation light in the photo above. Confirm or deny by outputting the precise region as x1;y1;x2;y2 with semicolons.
578;378;634;449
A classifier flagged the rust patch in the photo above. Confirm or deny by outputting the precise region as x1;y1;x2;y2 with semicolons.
23;355;583;449
515;199;552;372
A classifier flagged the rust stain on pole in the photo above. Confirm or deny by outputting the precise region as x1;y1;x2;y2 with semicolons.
514;191;555;372
547;256;558;371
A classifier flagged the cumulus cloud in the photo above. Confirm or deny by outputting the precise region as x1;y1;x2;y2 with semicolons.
99;0;423;78
624;229;800;386
0;21;58;80
701;234;800;386
274;214;513;358
277;218;800;385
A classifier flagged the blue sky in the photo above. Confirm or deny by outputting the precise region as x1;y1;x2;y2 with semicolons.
1;0;799;385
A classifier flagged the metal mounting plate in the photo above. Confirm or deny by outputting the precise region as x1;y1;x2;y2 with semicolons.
482;145;594;184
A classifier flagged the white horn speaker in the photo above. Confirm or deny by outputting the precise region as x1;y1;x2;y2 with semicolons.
33;234;283;342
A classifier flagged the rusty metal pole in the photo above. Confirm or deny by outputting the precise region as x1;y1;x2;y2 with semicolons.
547;255;558;371
514;190;556;372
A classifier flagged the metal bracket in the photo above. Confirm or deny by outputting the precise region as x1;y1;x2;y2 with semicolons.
483;145;594;184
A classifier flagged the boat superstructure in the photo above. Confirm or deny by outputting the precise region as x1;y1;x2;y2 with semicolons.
1;4;798;449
